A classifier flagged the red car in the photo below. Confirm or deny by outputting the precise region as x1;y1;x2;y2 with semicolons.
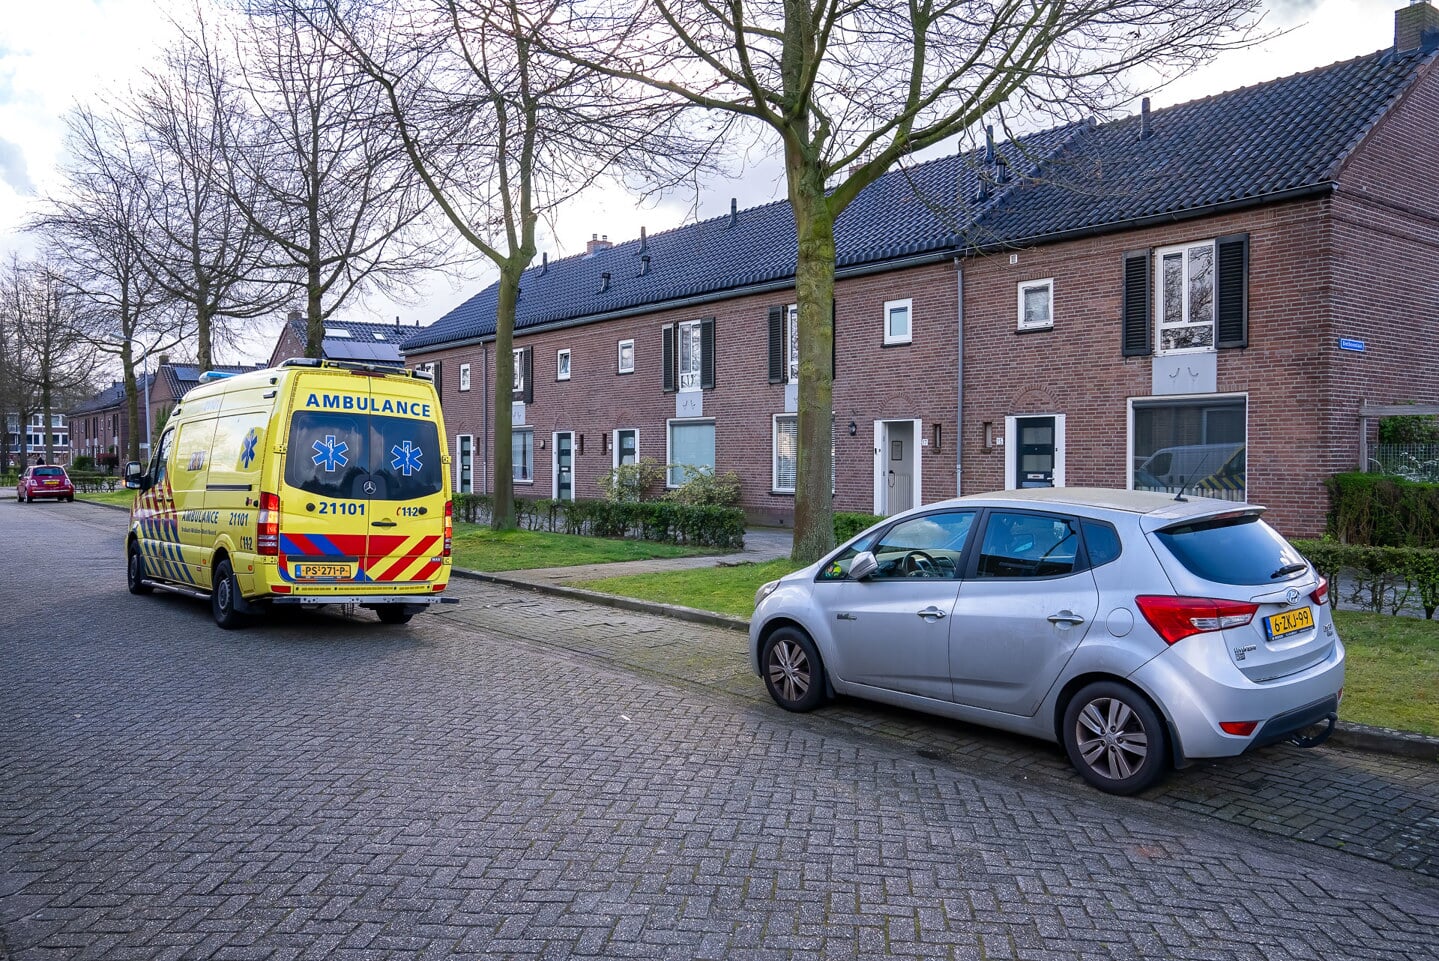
17;465;75;502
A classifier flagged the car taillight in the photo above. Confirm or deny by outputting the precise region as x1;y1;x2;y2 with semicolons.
1135;595;1259;645
443;499;452;557
1310;576;1329;606
257;491;280;556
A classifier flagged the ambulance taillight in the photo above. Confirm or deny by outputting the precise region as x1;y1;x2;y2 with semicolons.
257;491;281;555
444;499;453;557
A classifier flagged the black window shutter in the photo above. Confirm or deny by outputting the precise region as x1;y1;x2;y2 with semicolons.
522;348;533;403
432;360;444;398
1216;233;1249;349
700;317;716;389
1121;249;1152;357
831;301;836;380
662;324;675;393
767;306;785;384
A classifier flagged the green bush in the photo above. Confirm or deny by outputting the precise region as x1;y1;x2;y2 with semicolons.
1293;538;1439;619
71;455;95;472
665;466;742;507
1378;412;1439;445
835;511;885;543
597;458;666;502
451;492;744;549
1325;473;1439;548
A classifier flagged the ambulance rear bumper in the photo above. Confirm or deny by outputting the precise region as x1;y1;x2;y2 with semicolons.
269;595;459;606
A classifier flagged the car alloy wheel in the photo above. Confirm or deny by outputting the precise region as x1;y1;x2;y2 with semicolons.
1062;681;1168;795
761;627;826;712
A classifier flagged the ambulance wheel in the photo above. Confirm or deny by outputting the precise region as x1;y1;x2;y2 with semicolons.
127;543;153;595
376;604;415;625
211;559;247;630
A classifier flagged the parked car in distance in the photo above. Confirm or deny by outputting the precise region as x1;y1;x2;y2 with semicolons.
750;488;1344;795
17;465;75;503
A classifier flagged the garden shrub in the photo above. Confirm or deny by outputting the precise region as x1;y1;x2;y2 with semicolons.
1325;473;1439;548
1293;538;1439;619
834;511;884;543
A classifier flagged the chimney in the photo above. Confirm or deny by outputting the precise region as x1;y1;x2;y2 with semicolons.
1140;97;1152;140
586;233;612;255
1396;0;1439;52
287;308;301;323
158;353;170;367
728;198;738;228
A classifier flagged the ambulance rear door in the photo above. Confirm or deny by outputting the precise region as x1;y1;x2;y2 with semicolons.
364;375;447;589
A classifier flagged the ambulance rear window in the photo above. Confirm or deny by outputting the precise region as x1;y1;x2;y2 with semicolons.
286;411;442;500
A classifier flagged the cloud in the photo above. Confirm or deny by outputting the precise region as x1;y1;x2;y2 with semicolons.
0;138;35;195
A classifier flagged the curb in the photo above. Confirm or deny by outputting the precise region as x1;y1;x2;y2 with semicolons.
456;567;1437;764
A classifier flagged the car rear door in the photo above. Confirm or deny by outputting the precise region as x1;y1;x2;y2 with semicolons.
363;375;446;586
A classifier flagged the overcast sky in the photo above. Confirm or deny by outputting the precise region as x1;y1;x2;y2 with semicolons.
0;0;1401;364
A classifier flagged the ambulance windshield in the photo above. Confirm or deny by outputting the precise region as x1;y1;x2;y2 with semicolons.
285;411;443;501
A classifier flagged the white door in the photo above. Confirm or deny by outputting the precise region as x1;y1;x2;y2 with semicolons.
873;419;921;516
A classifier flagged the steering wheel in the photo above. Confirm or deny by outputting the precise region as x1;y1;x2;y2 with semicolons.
902;550;939;577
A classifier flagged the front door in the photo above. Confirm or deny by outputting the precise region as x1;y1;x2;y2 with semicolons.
1015;417;1055;488
875;420;918;516
554;431;573;501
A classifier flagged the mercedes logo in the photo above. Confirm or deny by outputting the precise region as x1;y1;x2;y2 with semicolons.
363;480;377;495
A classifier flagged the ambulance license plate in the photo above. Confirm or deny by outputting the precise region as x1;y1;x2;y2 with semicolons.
294;563;355;579
1265;607;1314;640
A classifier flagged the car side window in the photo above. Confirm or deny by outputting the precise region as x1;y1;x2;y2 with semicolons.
1081;519;1122;567
863;511;975;580
976;511;1080;578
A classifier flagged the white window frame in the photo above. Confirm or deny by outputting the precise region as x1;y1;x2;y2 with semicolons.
512;348;525;393
677;320;703;392
455;433;473;493
773;414;798;493
883;298;912;346
665;418;715;487
612;428;639;468
512;427;534;484
617;339;635;374
1017;278;1054;331
1155;240;1217;355
458;363;471;392
786;304;799;382
556;349;571;381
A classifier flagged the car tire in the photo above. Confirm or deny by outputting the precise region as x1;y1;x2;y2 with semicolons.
127;543;154;595
761;627;827;712
1062;681;1169;795
211;558;247;630
376;604;415;625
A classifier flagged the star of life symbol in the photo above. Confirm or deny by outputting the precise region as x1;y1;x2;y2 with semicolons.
312;435;350;472
391;441;423;477
240;429;259;469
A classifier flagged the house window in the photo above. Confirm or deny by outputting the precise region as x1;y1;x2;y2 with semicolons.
772;414;836;493
677;320;702;391
617;339;634;374
557;349;571;381
1131;396;1246;499
511;347;532;402
512;428;534;483
1156;241;1216;353
614;428;638;467
459;363;471;392
512;349;524;392
1017;279;1053;331
456;434;473;493
667;419;714;487
786;305;798;381
766;305;800;383
883;298;912;345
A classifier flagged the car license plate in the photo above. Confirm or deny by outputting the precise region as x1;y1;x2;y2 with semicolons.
294;563;354;579
44;480;58;485
1265;606;1314;640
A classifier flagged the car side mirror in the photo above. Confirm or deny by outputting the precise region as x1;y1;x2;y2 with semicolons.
124;461;146;490
849;550;879;581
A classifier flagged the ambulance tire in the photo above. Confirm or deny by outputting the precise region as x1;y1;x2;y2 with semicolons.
376;604;415;625
211;558;248;630
127;543;153;595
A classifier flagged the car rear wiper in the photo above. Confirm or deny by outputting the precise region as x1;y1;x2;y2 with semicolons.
1270;562;1308;579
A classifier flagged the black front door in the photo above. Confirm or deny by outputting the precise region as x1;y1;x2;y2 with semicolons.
1015;417;1055;488
556;432;573;501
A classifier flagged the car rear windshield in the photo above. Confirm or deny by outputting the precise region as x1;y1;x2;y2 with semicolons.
285;411;442;501
1153;514;1307;586
34;467;64;477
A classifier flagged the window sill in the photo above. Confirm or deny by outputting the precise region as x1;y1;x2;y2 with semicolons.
769;489;796;497
881;339;913;348
1015;324;1053;334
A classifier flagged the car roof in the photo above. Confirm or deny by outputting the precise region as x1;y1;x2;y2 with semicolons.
942;487;1264;528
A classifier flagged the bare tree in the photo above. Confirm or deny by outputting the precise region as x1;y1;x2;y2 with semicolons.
220;2;451;358
0;257;98;465
30;107;179;463
316;0;724;529
554;0;1266;562
0;294;31;473
130;17;285;371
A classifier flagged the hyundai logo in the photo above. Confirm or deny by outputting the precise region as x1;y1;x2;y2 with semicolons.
1285;588;1300;605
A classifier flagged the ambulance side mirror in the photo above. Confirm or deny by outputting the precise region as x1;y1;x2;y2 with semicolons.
124;461;147;490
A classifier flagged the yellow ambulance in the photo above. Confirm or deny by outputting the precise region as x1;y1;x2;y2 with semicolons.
125;358;456;628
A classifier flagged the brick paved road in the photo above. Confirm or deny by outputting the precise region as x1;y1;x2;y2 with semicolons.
3;501;1438;960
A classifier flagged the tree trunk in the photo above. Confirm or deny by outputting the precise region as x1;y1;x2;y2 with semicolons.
196;275;213;371
305;264;323;359
122;340;141;463
789;175;838;565
490;261;522;531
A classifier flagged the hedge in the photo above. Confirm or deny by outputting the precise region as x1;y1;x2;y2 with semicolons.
453;493;745;550
834;511;885;543
1292;538;1439;619
1325;473;1439;549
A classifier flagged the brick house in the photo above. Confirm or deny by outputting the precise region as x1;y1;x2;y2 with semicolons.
68;377;153;468
403;4;1439;538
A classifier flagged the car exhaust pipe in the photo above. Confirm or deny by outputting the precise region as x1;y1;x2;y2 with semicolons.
1289;712;1337;749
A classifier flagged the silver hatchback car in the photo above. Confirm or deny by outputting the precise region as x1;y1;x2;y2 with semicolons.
750;488;1344;794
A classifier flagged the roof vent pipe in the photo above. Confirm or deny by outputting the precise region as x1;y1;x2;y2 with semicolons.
599;271;611;293
995;155;1009;184
984;125;995;165
639;226;648;252
639;254;651;277
540;252;548;276
729;198;738;227
1140;97;1152;140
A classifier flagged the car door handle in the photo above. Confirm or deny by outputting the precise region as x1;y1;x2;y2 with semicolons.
916;606;947;620
372;519;398;528
1047;610;1085;625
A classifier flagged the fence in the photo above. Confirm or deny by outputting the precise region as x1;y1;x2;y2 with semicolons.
1367;444;1439;483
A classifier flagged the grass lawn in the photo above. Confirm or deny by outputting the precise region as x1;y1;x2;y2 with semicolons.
451;524;714;572
574;563;1439;737
76;489;137;507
